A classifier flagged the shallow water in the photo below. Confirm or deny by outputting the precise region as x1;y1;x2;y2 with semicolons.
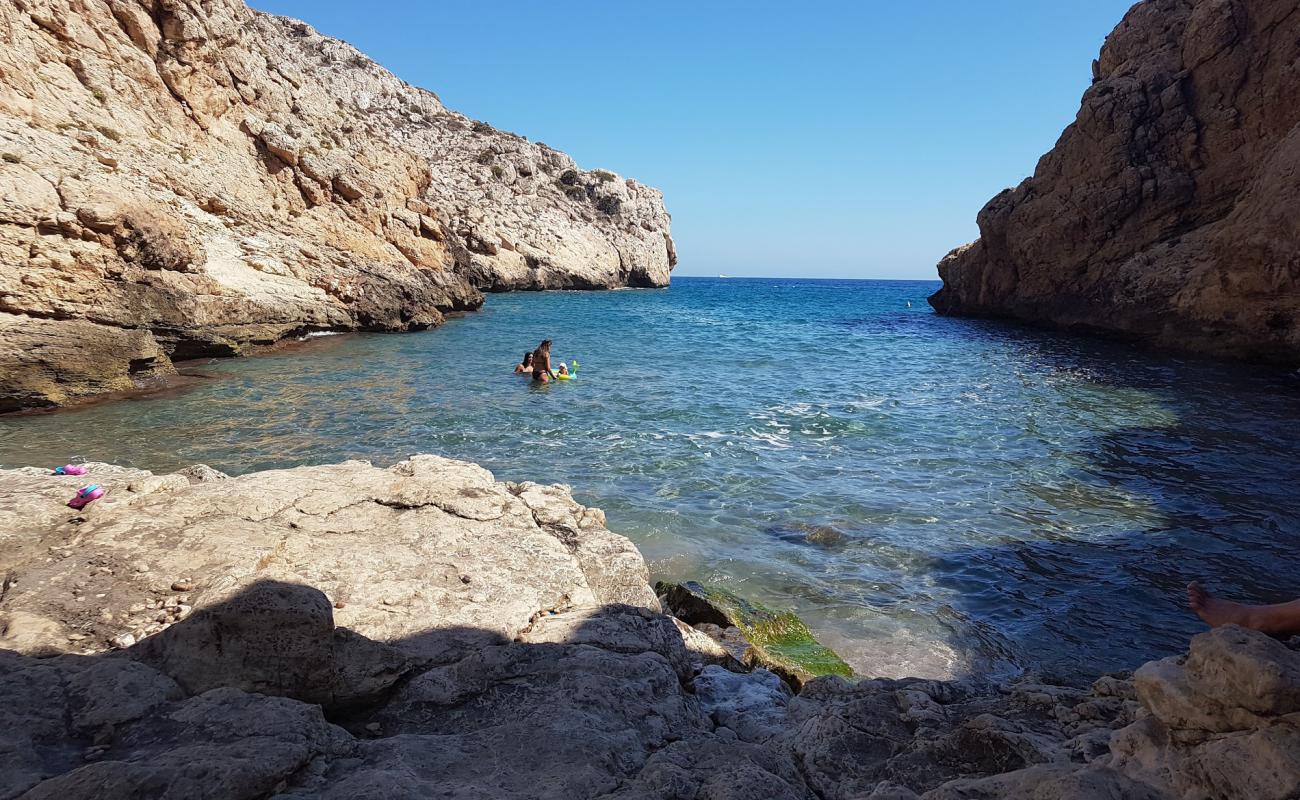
4;277;1299;682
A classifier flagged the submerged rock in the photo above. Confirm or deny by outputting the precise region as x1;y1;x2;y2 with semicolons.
930;0;1300;364
657;580;855;687
766;521;853;548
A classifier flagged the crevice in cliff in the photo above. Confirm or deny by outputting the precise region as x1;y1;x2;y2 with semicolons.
0;304;107;325
372;495;505;523
791;754;831;800
528;509;581;554
146;5;207;131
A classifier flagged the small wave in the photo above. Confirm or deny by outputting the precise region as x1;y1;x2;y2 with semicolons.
747;430;792;449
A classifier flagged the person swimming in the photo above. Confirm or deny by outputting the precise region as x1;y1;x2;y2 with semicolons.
531;339;556;383
514;351;534;374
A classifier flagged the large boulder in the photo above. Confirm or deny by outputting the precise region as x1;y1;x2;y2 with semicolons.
0;455;660;661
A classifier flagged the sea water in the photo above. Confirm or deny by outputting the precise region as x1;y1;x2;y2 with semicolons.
4;277;1299;682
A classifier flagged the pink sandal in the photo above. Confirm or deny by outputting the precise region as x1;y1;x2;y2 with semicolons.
68;484;105;509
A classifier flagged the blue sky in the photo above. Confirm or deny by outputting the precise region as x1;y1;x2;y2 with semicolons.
251;1;1136;279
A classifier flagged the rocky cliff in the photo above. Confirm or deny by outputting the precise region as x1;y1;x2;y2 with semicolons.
0;0;675;412
3;456;1297;799
930;0;1300;364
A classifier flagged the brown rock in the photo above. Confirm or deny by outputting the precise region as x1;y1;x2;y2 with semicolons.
930;0;1300;364
0;315;175;413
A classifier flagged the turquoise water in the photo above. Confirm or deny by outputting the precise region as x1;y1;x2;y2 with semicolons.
4;277;1299;682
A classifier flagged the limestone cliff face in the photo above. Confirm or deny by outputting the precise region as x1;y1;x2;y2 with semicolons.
0;0;675;411
930;0;1300;364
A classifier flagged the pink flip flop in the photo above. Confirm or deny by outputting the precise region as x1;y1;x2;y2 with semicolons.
68;484;105;509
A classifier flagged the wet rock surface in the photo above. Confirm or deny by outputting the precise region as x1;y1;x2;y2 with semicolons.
0;0;675;411
658;579;854;688
931;0;1300;364
2;456;1293;798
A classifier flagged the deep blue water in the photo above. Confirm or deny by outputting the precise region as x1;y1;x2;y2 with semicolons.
4;277;1299;682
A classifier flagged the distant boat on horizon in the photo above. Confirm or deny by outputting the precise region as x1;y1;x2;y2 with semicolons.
718;274;730;278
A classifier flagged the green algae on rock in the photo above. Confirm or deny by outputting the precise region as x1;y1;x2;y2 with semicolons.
656;580;854;687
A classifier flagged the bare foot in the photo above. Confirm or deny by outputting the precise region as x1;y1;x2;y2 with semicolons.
1187;581;1253;629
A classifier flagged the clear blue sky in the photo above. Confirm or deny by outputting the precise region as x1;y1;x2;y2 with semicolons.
250;1;1136;279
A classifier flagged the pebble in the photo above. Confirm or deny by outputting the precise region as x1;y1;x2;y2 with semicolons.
175;604;192;619
469;592;488;603
365;722;381;732
110;633;136;649
171;580;194;592
333;600;346;609
133;563;151;574
83;745;109;762
67;633;87;641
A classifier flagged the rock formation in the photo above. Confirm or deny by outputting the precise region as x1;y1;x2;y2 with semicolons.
0;0;675;412
3;455;1298;798
657;579;854;688
930;0;1300;364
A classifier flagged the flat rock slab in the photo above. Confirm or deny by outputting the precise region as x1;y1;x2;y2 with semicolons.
0;455;657;659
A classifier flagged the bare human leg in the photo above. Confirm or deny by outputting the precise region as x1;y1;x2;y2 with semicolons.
1188;582;1300;636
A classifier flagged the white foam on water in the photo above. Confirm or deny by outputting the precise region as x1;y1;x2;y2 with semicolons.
747;430;792;449
820;626;969;681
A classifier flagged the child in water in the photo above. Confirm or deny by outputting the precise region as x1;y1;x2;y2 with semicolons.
557;362;570;377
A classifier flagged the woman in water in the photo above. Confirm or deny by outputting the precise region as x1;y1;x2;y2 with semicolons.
531;339;556;383
514;351;534;374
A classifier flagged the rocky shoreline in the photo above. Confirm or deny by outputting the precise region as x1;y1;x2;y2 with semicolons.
0;0;675;412
930;0;1300;365
2;456;1297;799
